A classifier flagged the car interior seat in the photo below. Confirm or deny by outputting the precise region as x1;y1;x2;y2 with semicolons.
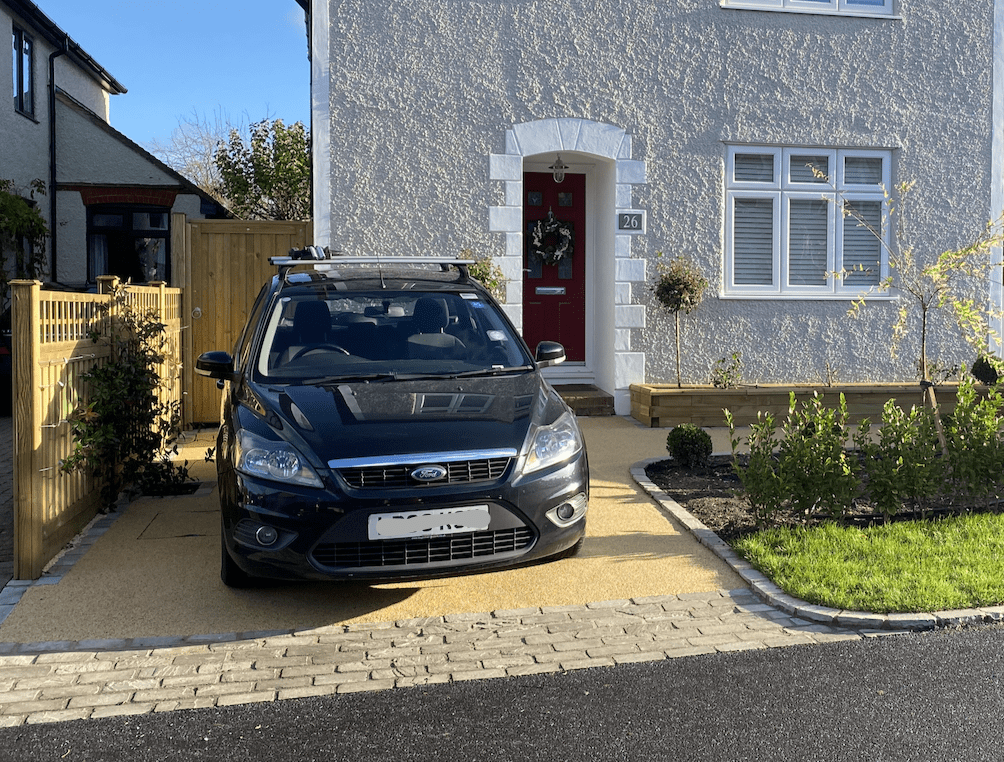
407;297;466;360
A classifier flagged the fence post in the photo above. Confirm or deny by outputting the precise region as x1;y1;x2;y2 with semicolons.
11;280;42;580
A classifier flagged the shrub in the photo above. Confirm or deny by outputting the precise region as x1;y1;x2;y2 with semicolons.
61;282;190;506
943;375;1004;509
778;393;857;520
666;424;713;469
853;401;944;521
726;408;786;526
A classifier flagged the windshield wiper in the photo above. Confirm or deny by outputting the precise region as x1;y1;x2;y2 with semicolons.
451;365;534;378
306;372;400;384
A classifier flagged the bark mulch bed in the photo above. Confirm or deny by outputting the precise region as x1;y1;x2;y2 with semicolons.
644;455;1000;545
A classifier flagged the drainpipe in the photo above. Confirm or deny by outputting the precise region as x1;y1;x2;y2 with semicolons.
48;38;67;285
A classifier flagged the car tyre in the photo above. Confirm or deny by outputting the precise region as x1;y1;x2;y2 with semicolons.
221;532;256;588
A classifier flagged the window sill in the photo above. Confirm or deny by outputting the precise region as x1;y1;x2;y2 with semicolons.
719;291;897;301
15;109;39;125
719;2;901;20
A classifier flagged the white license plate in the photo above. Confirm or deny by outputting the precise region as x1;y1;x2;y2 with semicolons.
367;505;491;540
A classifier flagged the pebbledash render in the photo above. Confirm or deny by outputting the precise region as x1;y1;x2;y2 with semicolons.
304;0;1004;414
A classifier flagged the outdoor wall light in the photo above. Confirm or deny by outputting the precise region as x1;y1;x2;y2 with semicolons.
549;154;568;184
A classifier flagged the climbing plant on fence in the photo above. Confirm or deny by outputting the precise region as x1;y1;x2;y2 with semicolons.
60;281;190;506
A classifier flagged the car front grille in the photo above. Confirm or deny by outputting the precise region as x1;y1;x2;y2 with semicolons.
311;527;534;569
338;457;511;489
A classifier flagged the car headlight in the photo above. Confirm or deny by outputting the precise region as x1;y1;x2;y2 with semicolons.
522;410;583;475
236;429;323;488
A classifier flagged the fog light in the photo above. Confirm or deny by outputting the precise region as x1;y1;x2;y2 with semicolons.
546;493;588;528
256;525;279;546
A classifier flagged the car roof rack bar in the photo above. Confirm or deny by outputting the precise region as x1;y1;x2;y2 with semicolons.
269;250;474;282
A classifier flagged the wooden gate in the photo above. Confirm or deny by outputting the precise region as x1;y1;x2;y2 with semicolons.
178;217;312;424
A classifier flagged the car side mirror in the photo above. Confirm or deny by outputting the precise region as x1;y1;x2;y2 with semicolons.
196;350;236;380
535;341;566;368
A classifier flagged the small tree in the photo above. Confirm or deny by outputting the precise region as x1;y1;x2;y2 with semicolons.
0;178;48;303
652;253;708;387
215;119;310;220
832;180;1004;383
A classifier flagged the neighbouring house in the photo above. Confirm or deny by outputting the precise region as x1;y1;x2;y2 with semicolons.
300;0;1003;414
1;0;225;297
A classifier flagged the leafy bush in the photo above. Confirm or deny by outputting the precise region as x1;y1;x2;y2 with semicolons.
729;381;1004;528
943;375;1004;509
711;352;742;388
460;249;506;303
853;401;944;521
61;282;190;506
666;423;713;469
726;408;785;526
777;393;857;521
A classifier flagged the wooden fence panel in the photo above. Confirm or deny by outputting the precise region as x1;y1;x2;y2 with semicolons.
184;219;312;424
11;281;183;579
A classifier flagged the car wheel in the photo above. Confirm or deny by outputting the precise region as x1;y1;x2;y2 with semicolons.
221;532;255;588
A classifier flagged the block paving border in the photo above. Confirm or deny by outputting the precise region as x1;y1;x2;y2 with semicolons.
0;589;898;726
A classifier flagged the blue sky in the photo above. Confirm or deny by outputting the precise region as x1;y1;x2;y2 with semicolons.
38;0;311;148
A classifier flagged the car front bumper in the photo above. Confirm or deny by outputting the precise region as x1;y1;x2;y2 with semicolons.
219;449;589;582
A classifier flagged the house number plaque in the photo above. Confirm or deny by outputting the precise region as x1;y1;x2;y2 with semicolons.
617;211;646;235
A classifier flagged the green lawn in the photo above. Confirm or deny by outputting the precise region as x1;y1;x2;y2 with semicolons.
733;513;1004;614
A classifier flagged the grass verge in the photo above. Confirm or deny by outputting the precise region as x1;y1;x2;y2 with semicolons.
732;513;1004;614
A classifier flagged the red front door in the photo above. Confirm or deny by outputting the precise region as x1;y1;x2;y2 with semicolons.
522;172;586;362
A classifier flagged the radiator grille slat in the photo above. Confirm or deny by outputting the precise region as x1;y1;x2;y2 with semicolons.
312;527;534;570
339;458;511;489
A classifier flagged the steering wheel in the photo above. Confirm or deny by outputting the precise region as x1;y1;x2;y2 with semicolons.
290;343;351;360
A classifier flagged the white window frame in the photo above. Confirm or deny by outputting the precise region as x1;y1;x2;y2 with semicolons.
724;146;892;299
721;0;895;19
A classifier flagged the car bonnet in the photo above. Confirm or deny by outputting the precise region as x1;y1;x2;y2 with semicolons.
253;371;547;466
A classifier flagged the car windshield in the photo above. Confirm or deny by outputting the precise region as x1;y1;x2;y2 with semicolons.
253;289;533;382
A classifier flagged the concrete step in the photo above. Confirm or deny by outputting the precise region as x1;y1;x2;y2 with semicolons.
554;384;615;416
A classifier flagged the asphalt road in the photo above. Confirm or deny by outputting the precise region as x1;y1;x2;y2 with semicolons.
3;624;1003;762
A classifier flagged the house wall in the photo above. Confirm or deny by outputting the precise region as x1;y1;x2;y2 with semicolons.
2;4;55;212
317;0;997;394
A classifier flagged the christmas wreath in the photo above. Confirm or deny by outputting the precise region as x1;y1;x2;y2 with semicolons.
529;212;574;266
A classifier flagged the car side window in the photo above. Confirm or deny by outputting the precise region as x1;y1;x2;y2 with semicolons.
236;284;271;371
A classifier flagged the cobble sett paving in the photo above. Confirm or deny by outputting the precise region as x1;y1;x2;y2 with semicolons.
0;590;909;726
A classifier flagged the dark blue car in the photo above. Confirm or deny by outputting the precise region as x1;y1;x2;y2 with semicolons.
196;253;588;587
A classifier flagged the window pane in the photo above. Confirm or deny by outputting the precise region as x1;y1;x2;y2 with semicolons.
92;214;124;227
734;154;774;183
733;198;774;285
789;155;828;183
842;201;881;286
136;237;166;281
133;212;169;230
788;199;828;286
21;36;31;109
844;156;883;185
89;235;109;281
11;31;17;106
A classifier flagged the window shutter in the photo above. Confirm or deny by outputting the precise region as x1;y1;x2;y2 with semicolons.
733;198;774;285
842;201;881;285
844;157;883;185
734;154;774;183
788;199;828;286
789;155;828;184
